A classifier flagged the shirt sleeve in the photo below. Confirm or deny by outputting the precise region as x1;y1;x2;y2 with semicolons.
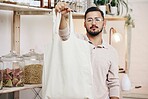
107;48;120;98
59;27;70;41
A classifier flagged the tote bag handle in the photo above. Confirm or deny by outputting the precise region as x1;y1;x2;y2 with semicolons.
68;11;75;37
53;10;75;38
52;9;61;36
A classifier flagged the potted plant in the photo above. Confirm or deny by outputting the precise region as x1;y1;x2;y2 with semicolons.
94;0;130;17
115;0;129;16
110;0;118;15
94;0;109;16
94;0;108;6
110;0;130;16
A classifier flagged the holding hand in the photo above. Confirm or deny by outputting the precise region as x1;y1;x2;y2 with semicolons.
55;2;71;16
55;1;71;29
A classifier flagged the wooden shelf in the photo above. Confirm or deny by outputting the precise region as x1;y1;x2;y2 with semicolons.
105;15;127;21
72;12;85;19
0;3;126;20
0;3;52;12
0;84;42;94
72;12;127;21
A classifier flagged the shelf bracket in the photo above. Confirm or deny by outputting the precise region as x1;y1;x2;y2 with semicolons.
12;11;20;54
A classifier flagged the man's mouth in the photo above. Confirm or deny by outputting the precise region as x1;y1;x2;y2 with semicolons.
90;25;98;29
90;26;98;31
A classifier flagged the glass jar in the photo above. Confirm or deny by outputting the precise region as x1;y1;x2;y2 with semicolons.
0;57;3;90
23;49;43;84
1;51;24;87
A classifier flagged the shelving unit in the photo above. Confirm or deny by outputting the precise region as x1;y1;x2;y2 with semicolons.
0;2;52;99
0;84;42;99
72;12;127;21
0;3;52;54
0;3;52;12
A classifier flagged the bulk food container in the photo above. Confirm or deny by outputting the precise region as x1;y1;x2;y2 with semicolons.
23;49;43;84
1;51;24;87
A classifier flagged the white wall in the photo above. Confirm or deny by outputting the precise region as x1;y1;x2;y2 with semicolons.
0;10;53;99
0;10;12;56
20;15;53;54
128;1;148;87
0;11;53;55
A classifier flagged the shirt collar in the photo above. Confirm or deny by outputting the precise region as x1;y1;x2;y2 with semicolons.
84;35;108;49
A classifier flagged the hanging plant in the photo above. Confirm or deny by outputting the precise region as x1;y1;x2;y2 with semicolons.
109;0;129;16
125;8;135;28
93;0;135;27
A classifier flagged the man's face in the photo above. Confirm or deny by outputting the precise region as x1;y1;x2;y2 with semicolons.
84;11;105;36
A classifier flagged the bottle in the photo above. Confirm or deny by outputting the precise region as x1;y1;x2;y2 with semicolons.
0;57;4;90
23;49;43;84
1;51;24;87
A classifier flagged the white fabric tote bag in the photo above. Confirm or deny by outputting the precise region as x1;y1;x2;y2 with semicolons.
42;11;93;99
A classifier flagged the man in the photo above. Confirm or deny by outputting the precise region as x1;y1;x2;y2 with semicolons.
55;2;120;99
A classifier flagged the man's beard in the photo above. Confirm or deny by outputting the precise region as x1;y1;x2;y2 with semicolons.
86;25;103;36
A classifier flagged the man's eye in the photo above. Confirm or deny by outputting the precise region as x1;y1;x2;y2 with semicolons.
87;19;92;22
96;18;102;21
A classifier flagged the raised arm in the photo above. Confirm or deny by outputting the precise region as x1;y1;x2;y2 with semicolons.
55;2;70;29
55;2;71;40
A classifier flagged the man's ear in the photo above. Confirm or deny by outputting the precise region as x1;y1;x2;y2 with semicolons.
103;20;106;28
84;21;86;28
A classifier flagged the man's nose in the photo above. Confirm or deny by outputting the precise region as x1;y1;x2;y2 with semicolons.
92;20;96;24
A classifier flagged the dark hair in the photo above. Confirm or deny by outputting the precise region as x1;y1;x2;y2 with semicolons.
84;7;104;20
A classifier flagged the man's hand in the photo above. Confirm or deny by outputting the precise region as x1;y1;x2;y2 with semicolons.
55;2;71;29
55;2;71;16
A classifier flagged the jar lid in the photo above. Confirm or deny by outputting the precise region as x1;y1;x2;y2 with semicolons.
1;51;23;62
22;49;43;61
